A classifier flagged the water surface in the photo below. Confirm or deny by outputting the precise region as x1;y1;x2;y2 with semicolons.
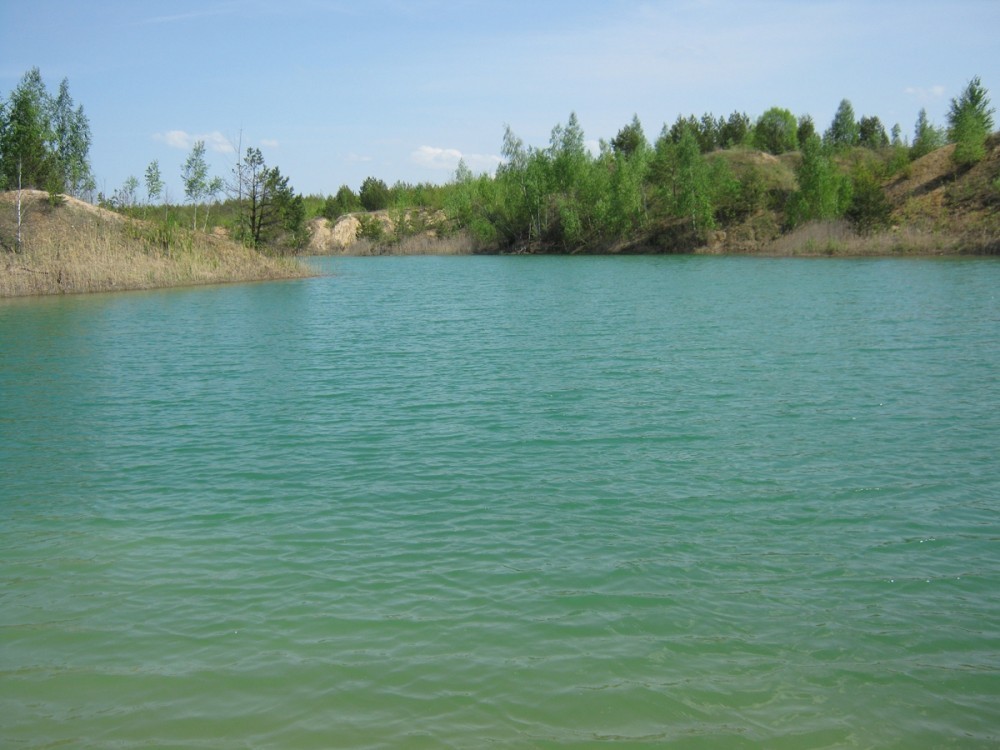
2;256;998;748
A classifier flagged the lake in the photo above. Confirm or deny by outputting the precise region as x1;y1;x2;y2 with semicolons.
2;255;998;748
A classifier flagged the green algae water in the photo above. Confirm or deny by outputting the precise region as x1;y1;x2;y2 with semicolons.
2;255;998;748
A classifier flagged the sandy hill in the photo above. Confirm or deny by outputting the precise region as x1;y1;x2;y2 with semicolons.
0;190;313;297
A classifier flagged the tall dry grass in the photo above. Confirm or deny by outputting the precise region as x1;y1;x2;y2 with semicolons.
1;191;313;298
762;220;962;256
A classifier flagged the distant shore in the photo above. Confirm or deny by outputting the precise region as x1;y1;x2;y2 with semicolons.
308;138;999;259
309;213;993;259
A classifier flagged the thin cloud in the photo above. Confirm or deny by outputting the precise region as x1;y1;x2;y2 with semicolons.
153;130;235;153
411;145;463;169
411;145;501;173
136;5;236;26
259;138;280;149
904;85;947;101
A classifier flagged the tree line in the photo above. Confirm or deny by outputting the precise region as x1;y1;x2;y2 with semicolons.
1;68;307;255
431;76;994;253
0;67;94;198
108;138;307;254
3;67;994;257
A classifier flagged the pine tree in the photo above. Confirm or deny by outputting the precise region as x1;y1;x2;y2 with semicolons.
824;99;860;150
948;76;994;167
911;108;945;160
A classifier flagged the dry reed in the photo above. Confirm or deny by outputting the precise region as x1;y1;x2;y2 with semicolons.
1;191;314;298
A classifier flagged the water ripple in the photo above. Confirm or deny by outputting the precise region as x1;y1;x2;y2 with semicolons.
2;256;999;747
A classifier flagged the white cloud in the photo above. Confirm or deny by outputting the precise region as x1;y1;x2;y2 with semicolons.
411;145;501;173
259;138;280;149
411;145;463;169
153;130;235;153
904;85;947;101
346;152;374;163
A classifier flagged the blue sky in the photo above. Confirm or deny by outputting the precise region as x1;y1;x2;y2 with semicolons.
2;0;998;200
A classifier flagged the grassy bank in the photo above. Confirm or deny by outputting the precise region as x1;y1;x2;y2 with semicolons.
0;191;314;298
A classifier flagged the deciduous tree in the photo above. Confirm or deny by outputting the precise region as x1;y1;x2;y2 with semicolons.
824;99;860;150
752;107;798;155
51;77;93;197
651;126;716;237
145;160;163;204
787;134;850;226
858;116;889;150
181;140;208;229
797;115;816;147
0;68;59;192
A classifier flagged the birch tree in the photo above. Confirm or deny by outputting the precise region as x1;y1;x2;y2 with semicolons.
181;140;208;229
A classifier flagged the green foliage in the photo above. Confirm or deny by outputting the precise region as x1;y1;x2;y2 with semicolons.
356;213;386;243
602;128;651;238
436;90;991;253
736;162;769;217
665;113;723;154
50;77;94;197
911;108;945;160
797;115;816;147
0;69;59;193
323;184;362;220
359;176;390;211
824;99;860;150
858;116;889;150
948;76;994;168
444;167;501;246
494;124;550;245
181;140;209;229
651;126;717;237
949;75;995;136
787;134;851;227
115;176;140;209
752;107;798;155
232;147;306;250
546;113;595;248
123;211;183;256
886;143;912;177
846;165;892;234
951;116;988;167
144;160;163;204
890;123;903;146
667;115;698;145
611;115;647;157
0;69;94;197
719;111;751;149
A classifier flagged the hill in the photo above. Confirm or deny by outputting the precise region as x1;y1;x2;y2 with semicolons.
720;135;1000;256
0;191;314;298
310;137;999;257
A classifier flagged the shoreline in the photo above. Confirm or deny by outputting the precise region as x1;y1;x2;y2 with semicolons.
0;190;316;299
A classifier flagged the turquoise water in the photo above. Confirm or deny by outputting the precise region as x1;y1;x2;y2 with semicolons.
1;255;999;748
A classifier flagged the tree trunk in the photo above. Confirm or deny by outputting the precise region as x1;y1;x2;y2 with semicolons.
16;159;23;253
